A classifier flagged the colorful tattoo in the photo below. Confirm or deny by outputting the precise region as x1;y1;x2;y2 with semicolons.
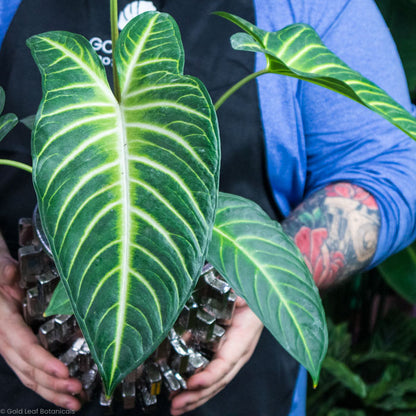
282;183;380;289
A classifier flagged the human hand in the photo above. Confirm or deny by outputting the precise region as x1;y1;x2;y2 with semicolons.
0;234;83;410
170;297;263;415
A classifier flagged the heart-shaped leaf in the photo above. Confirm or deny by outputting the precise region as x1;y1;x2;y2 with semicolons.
27;11;219;394
215;12;416;140
207;192;327;385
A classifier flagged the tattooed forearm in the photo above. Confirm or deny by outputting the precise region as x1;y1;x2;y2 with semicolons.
281;183;380;289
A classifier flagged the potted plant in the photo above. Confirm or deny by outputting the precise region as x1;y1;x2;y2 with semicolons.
1;1;415;399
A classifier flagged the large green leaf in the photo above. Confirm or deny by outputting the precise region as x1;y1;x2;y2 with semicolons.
215;12;416;140
377;241;416;304
207;192;327;385
27;11;220;394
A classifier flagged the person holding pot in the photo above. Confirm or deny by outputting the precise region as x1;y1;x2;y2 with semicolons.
0;0;415;415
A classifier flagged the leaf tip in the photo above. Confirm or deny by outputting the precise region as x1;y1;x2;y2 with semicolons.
43;309;52;318
311;368;322;389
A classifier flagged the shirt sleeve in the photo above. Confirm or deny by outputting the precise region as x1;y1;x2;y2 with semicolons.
0;0;21;48
299;0;416;267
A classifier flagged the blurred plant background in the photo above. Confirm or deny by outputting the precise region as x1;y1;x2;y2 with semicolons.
307;272;416;415
307;1;416;414
375;0;416;103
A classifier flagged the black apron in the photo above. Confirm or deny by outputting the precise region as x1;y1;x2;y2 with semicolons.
0;1;298;414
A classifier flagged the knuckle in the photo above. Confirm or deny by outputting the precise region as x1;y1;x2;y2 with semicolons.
4;262;17;277
218;359;232;373
0;339;7;353
46;376;59;391
50;377;65;393
218;379;227;390
52;395;67;408
22;378;38;393
242;349;252;361
19;345;33;362
22;363;36;381
1;261;18;283
224;360;236;373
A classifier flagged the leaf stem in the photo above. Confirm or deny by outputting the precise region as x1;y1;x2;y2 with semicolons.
110;0;121;102
214;69;270;111
0;159;32;173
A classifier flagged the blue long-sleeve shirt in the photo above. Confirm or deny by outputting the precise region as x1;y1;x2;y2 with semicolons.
2;0;416;267
254;0;416;268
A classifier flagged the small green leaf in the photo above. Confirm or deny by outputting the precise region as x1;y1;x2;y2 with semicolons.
44;281;73;316
365;365;402;404
0;113;18;142
327;409;366;416
351;351;409;366
0;87;29;171
323;356;367;399
375;377;416;411
207;192;327;385
0;87;18;142
377;241;416;304
0;87;4;114
326;320;352;361
215;12;416;140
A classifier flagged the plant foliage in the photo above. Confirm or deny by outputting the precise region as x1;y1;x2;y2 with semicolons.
207;193;327;385
0;87;18;143
27;12;220;394
24;8;416;396
308;313;416;415
47;192;328;385
216;12;416;140
377;241;416;304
